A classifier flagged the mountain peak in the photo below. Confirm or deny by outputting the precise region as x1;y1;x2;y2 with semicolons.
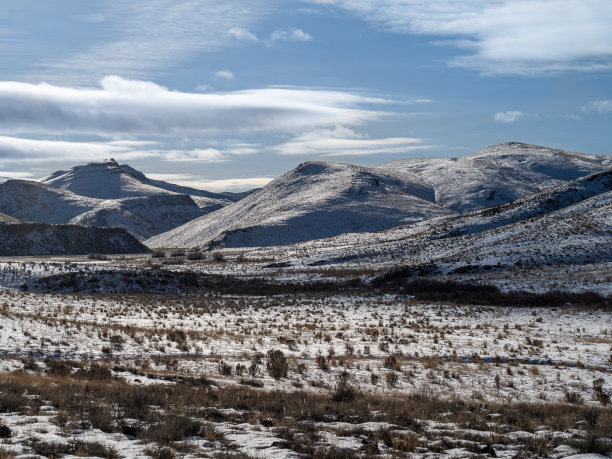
377;142;612;212
75;157;121;169
40;158;172;199
146;160;453;249
293;161;342;176
474;142;565;156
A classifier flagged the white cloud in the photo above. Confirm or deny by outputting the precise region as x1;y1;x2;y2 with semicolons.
229;27;258;42
0;76;388;137
213;70;236;80
164;148;228;162
493;111;524;123
146;173;270;191
275;126;427;156
107;140;158;148
0;136;131;165
10;0;275;84
580;100;612;113
309;0;612;75
196;177;273;192
0;135;248;166
143;173;271;192
267;28;312;45
0;171;36;180
228;26;313;47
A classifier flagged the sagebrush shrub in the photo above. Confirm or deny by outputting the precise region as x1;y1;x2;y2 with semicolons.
266;349;288;379
331;371;357;403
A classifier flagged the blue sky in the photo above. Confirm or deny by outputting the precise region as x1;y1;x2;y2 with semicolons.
0;0;611;191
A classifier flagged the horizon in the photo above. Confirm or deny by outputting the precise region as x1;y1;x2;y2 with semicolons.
1;1;611;191
2;140;599;194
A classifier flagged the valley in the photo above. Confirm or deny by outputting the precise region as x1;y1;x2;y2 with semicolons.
0;253;610;457
0;142;610;458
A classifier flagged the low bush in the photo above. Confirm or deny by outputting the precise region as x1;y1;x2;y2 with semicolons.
385;371;399;388
331;371;357;403
0;423;11;438
218;361;232;376
266;349;288;379
87;253;108;260
186;251;203;261
315;354;329;370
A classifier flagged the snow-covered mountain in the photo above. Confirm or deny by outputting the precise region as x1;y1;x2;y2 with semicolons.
259;167;612;271
377;142;612;212
2;142;609;256
146;161;457;249
0;177;203;240
0;222;147;256
0;160;249;241
118;164;238;212
0;180;98;224
41;159;174;199
42;159;238;212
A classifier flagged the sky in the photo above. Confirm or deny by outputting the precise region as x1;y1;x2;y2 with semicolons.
0;0;611;191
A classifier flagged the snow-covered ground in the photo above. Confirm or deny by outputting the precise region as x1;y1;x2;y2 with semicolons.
0;289;609;402
0;253;610;457
0;286;610;457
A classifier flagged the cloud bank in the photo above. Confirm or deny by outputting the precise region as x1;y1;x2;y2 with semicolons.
0;136;130;165
0;76;387;137
9;0;275;84
147;174;273;192
311;0;612;75
276;126;428;156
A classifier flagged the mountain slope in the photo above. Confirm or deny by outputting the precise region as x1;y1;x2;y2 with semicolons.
70;194;203;239
0;179;99;224
377;142;612;212
0;222;148;256
42;159;239;213
0;178;202;240
0;212;19;223
41;159;174;199
261;167;612;270
146;161;456;249
119;164;237;212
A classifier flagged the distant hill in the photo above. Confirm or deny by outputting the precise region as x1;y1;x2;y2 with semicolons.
41;159;176;199
0;159;254;240
377;142;612;212
0;222;148;256
0;179;99;224
0;211;20;223
146;161;456;248
0;178;202;240
264;167;612;272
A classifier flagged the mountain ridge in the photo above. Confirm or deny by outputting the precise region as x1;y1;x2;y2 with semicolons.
256;166;612;271
377;142;612;212
146;161;456;249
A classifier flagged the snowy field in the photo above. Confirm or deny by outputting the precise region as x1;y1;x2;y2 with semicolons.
0;256;610;457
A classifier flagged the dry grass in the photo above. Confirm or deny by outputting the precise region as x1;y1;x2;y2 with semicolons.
1;369;610;457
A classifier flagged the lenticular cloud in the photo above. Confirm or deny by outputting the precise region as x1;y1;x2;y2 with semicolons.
0;77;387;137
